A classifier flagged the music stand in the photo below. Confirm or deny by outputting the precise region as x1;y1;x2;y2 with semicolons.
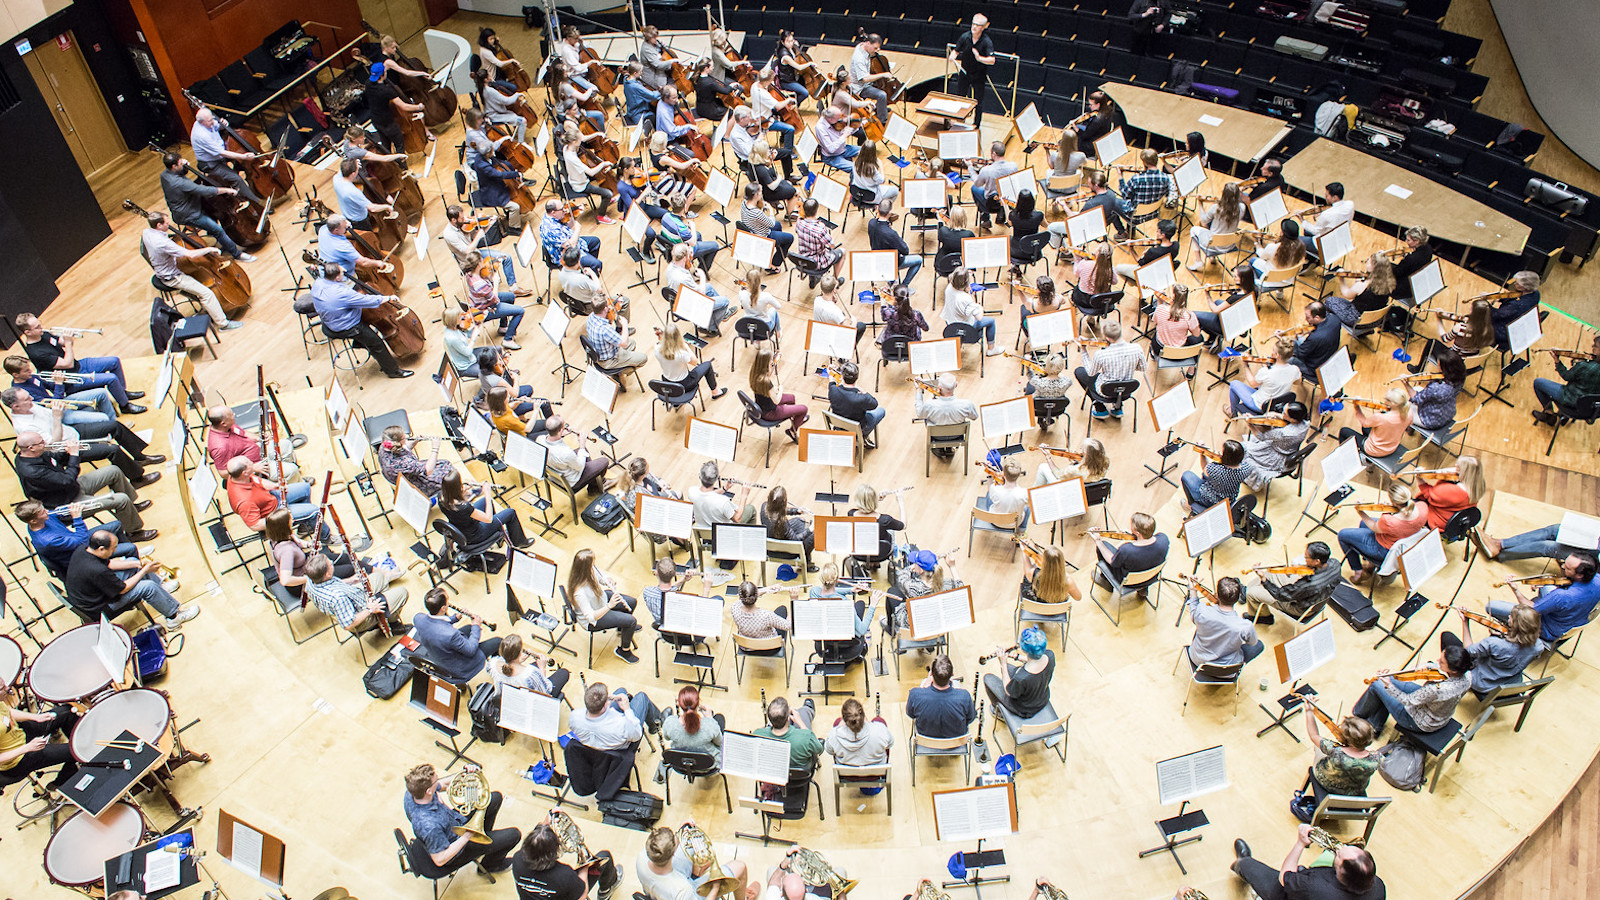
1138;745;1226;875
1256;619;1336;742
500;684;587;810
104;832;203;900
540;304;583;396
1143;383;1197;488
1372;529;1445;651
216;809;289;898
933;783;1017;897
409;670;477;767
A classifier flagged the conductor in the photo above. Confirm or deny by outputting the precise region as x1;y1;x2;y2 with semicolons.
949;15;997;130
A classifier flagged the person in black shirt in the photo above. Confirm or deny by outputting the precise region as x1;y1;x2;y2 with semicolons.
66;531;197;626
948;14;996;128
1115;218;1178;288
692;59;738;122
14;431;156;539
1231;824;1385;900
867;200;921;288
982;627;1055;718
15;314;143;413
511;819;619;900
1128;0;1169;56
1386;226;1433;304
364;63;420;155
937;204;975;259
1287;301;1341;381
1094;512;1169;585
1073;91;1122;155
438;471;530;549
1247;158;1285;204
847;483;905;564
827;362;885;448
158;152;245;260
1008;189;1044;238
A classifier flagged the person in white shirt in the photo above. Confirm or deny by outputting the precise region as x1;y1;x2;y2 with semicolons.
440;205;515;285
1300;182;1354;258
689;461;758;526
1227;337;1302;416
984;456;1029;521
940;268;1000;356
570;680;658;747
566;550;644;664
561;136;617;224
735;267;783;335
811;276;866;346
969;141;1018;230
558;246;607;310
654;321;728;400
636;823;748;900
825;696;894;772
916;374;979;462
664;245;734;336
538;415;609;495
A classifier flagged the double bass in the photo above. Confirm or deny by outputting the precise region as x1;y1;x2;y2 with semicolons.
485;120;537;171
180;90;295;203
360;22;458;128
346;227;407;294
394;96;429;155
147;144;270;250
359;145;424;226
125;199;252;316
309;191;404;254
302;249;427;358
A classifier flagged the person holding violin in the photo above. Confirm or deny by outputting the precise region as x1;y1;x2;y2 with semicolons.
1095;512;1169;590
1245;158;1284;202
775;31;816;102
1179;439;1248;515
1021;356;1071;420
848;32;893;123
1074;320;1145;419
1185;577;1263;667
1036;437;1108;486
442;205;515;285
1018;274;1063;338
1240;400;1310;492
1192;264;1254;349
664;244;733;336
1287;300;1341;380
1323;253;1396;328
1487;553;1600;645
941;268;998;355
474;346;550;421
1442;605;1545;698
826;361;882;447
1406;299;1493;374
853;143;898;204
914;376;979;463
1150;285;1203;375
654;321;727;402
1298;182;1354;259
1072;91;1122;153
1351;644;1473;737
739;183;793;270
158;152;255;267
1242;541;1341;625
472;69;528;142
540;198;604;272
1226;337;1299;416
141;210;245;334
310;263;413;379
1299;705;1377;813
463;250;530;351
794;201;846;280
559;135;617;225
644;134;703;205
1386;225;1434;304
1487;270;1544;350
984;457;1029;520
1531;331;1600;425
585;293;647;376
750;345;809;442
736;267;784;336
969;142;1018;232
189;107;267;206
1412;456;1482;531
1335;387;1412;457
1336;484;1428;585
364;63;428;155
815;108;861;172
882;283;931;344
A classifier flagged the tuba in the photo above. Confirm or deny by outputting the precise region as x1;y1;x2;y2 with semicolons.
1035;879;1071;900
785;847;858;898
1307;827;1364;851
915;879;952;900
551;809;597;865
444;768;493;843
679;823;742;897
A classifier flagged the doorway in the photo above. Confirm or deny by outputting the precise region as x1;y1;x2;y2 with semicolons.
23;31;126;176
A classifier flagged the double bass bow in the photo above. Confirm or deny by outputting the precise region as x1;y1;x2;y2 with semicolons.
124;198;253;317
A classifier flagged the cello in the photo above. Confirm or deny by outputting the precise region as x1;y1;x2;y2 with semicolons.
868;43;903;102
659;44;695;99
578;114;620;165
180;91;295;203
346;227;407;293
666;146;709;191
580;147;618;196
302;249;427;358
125;199;252;316
394;95;429;155
487;34;532;92
577;39;618;95
485;120;537;172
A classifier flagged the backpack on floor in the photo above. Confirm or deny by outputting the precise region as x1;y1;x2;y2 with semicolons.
582;493;628;534
598;789;664;830
1376;739;1425;791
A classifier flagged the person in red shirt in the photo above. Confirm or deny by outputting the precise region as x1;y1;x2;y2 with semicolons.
1414;456;1483;532
223;458;363;550
205;405;299;480
1337;484;1429;584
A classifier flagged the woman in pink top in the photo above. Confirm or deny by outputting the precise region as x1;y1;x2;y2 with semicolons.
1151;284;1203;377
1072;243;1115;299
1337;483;1430;584
1335;387;1412;457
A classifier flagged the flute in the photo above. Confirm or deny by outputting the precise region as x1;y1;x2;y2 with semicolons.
978;644;1020;664
878;486;916;497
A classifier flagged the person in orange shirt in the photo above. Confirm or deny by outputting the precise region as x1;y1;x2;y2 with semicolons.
1414;457;1484;531
1335;388;1411;457
1337;484;1429;584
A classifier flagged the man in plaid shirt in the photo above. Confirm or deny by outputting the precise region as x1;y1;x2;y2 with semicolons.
1074;321;1146;417
792;199;845;277
585;305;647;371
304;554;407;635
538;198;604;271
1116;148;1177;225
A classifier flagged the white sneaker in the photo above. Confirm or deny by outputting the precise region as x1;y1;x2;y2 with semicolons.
237;252;258;263
985;346;1004;357
161;577;181;593
162;603;201;629
351;534;373;553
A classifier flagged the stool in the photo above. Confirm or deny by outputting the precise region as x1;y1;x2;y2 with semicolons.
296;305;328;359
152;275;206;319
324;329;370;378
170;313;218;359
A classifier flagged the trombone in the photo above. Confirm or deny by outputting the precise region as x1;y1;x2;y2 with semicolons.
47;327;103;337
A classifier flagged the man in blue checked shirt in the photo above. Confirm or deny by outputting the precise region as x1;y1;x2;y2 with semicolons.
1115;148;1177;224
539;198;604;271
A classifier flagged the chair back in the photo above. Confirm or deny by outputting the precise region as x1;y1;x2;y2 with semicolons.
1032;396;1070;421
1084;478;1113;508
733;632;786;653
1349;304;1391;332
942;322;983;346
831;761;890;780
558;290;589;318
1132;199;1164;221
649;378;693;403
1087;290;1125;315
912;727;974;751
1202;229;1242;252
848;184;877;207
971;505;1020;530
1157;341;1205;363
880;334;912;363
735;317;773;342
766;537;806;561
1440;508;1482;543
431;517;472;550
1192;660;1244;684
1119;560;1165;591
1310;794;1393;832
736;390;768;425
934;250;962;277
925;422;970;447
1015;709;1070;739
1100;378;1140;404
663;748;720;776
1020;596;1073;617
1014;231;1051;262
1260;262;1303;287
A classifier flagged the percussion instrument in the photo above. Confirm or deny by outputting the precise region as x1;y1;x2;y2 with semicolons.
0;633;23;688
29;623;132;707
71;689;175;763
43;801;150;895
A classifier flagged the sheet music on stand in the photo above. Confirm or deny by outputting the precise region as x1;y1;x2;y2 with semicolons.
907;585;976;639
979;395;1036;439
622;201;650;245
1219;297;1259;342
903;178;947;211
805;320;857;360
1025;309;1076;349
794;127;818;169
663;591;724;638
1557;511;1600;551
464;409;494;455
1155;745;1229;806
847;249;898;283
1182;500;1234;557
1094;128;1129;165
810;174;847;213
1066;206;1108;247
508;548;559;599
1027;476;1087;524
337;413;367;463
685;416;738;462
674;285;716;331
1137;256;1175;294
798;429;856;468
1148;383;1197;432
931;783;1018;843
962;235;1010;270
1399;528;1446;592
1509;308;1543;355
1409;259;1445;306
498;684;563;741
534;121;551;157
504;431;549;478
516;222;541;268
998;169;1038;203
1316;221;1354;268
540;303;570;346
816;515;879;555
1274;618;1336;683
413;216;431;261
1248;188;1288;228
581;365;619;416
635;494;694;540
1173;155;1206;196
394;477;431;534
705;168;736;209
938;129;979;162
910;338;959;375
1014;103;1044;144
884;113;916;151
792;598;858;640
721;730;793;784
324;378;349;430
93;617;122;683
216;809;286;889
713;523;769;561
1318;347;1355;400
187;463;218;514
733;231;777;269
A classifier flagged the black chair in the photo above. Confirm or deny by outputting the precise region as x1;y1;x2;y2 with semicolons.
941;322;987;376
731;316;775;369
1082;378;1140;436
735;390;787;467
662;748;733;812
931;250;963;303
877;335;911;391
647;378;701;430
1259;441;1318;517
394;826;484;899
845;183;878;229
1394;719;1466;794
1072;288;1125;322
578;333;646;393
1031;396;1071;440
1010;231;1052;276
1539;393;1600;455
255;565;332;645
430;518;508;591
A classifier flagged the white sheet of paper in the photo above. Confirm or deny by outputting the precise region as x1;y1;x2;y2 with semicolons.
1320;438;1363;490
1183;501;1234;556
1400;528;1446;590
394;477;430;533
933;784;1016;843
925;96;966;116
1067;207;1108;246
801;430;857;467
93;617;121;683
903;177;946;210
508;548;558;598
1508;308;1543;355
663;591;723;637
1383;183;1414;200
811;174;847;213
187;463;218;514
1248;188;1288;227
422;141;437;178
909;338;959;375
722;730;792;784
534;122;551;158
980;396;1035;439
847;249;898;283
939;129;980;161
1282;618;1337;683
413;217;430;261
464;409;494;454
627;122;643;153
540;303;569;347
1316;222;1354;267
338;413;367;462
313;150;337;170
805;320;857;360
1014;103;1044;143
821;517;879;554
705;168;736;209
636;494;693;539
885;113;916;151
711;113;733;149
1026;309;1076;349
623;201;650;244
713;522;768;560
1155;745;1229;806
499;684;562;739
1137;256;1175;294
998;169;1038;204
231;821;264;879
1408;259;1445;305
674;285;716;330
143;846;182;892
685;417;738;462
324;378;349;430
1219;298;1259;341
907;585;975;639
1150;382;1197;431
962;235;1010;269
581;364;619;416
437;359;460;405
1198;113;1225;127
167;415;186;457
1027;476;1087;524
792;598;857;640
1557;511;1600;550
515;223;540;268
1094;128;1128;164
1174;155;1206;196
1318;347;1355;399
733;230;777;268
152;352;174;409
504;430;549;478
795;126;819;166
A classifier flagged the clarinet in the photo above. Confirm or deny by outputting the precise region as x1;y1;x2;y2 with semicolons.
327;504;389;638
449;603;499;632
973;696;988;765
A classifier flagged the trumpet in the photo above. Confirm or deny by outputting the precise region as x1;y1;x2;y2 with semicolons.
1363;667;1446;685
47;497;111;517
43;437;117;452
46;327;103;337
1307;827;1365;850
978;644;1020;664
1035;879;1072;900
42;372;88;384
1492;574;1571;589
140;552;179;581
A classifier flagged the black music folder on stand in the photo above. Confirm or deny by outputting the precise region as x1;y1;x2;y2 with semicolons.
104;831;201;899
60;728;162;817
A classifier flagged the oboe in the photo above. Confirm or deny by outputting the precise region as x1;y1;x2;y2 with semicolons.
449;603;499;632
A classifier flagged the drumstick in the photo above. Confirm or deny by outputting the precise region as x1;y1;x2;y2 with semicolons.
96;737;146;751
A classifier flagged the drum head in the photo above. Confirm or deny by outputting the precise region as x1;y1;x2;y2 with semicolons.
44;801;144;887
71;689;173;762
0;634;22;688
28;623;130;705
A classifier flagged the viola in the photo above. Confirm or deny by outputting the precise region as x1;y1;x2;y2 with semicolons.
124;198;252;316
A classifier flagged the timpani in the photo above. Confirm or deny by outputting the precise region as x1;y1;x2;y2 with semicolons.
28;623;132;708
43;801;150;896
70;689;176;763
0;633;23;689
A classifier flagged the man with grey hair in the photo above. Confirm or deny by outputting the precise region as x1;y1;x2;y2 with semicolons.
970;141;1018;231
867;199;920;287
309;263;412;379
689;461;758;526
814;107;860;172
1491;270;1543;350
914;374;979;461
14;431;154;538
190;106;265;205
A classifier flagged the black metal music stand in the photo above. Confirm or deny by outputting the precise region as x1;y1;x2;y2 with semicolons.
1143;433;1184;487
1137;801;1208;875
1256;683;1317;742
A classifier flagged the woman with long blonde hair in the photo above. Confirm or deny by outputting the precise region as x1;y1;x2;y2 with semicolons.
1325;252;1397;327
1028;544;1083;605
654;320;727;400
1335;386;1413;458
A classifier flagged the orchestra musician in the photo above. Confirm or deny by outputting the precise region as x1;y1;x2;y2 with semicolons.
1047;132;1088;197
748;140;800;215
1075;320;1145;418
805;563;872;656
14;431;156;539
472;69;528;142
1412;456;1482;531
67;530;198;628
1019;275;1064;338
317;213;385;282
1026;541;1084;607
1037;437;1108;486
948;14;997;128
1184;577;1263;666
1287;301;1341;380
757;695;824;771
364;63;429;155
984;457;1029;521
487;385;541;439
1242;541;1341;625
941;268;997;355
585;293;645;374
1094;512;1169;589
14;499;150;582
554;24;608;99
1531;332;1600;425
5;357;118;423
412;586;503;686
761;485;816;568
1230;825;1384;900
815;107;861;172
1250;218;1307;281
550;61;605;132
1405;300;1492;374
638;823;748;900
204;404;297;481
939;204;976;257
692;58;739;123
1324;253;1396;327
1180;439;1248;515
849;32;893;123
882;282;931;343
566;548;643;664
1335;387;1411;457
1118;148;1179;228
1300;704;1378;809
1336;484;1428;585
969;141;1018;231
491;633;571;704
1246;157;1285;202
820;361;879;445
614;459;688;550
332;158;394;235
310;263;414;379
846;483;906;567
1194;264;1254;349
1406;348;1468;434
403;762;518;875
667;238;735;335
540;416;612;497
736;267;784;336
915;374;979;461
464;250;530;350
1186;180;1244;271
477;347;551;421
983;627;1054;717
907;653;977;738
266;508;384;593
795;204;847;280
654;320;728;402
774;31;816;102
1443;604;1545;697
637;26;674;92
158;151;256;266
869;199;921;288
825;696;894;780
188;107;266;206
464;109;528;212
1227;337;1300;416
1021;355;1071;423
1149;285;1203;377
475;27;525;88
654;84;699;148
1072;91;1123;153
1240;400;1310;492
512;817;619;900
0;680;82;795
1387;225;1434;303
377;427;457;499
139;209;245;334
1486;552;1599;645
1116;218;1178;285
621;61;661;134
14;316;144;414
732;578;791;638
1298;182;1354;259
440;469;531;553
3;392;161;487
540;198;605;272
739;183;794;268
1489;270;1545;350
1351;644;1473;737
442;206;516;285
1057;169;1128;243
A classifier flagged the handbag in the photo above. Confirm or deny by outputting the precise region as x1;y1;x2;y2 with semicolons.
363;653;416;699
581;492;628;534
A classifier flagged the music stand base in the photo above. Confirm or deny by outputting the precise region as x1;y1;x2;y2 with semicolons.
1137;803;1208;875
942;845;1008;898
424;719;479;768
1257;684;1315;741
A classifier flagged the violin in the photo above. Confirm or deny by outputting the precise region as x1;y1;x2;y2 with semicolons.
1224;353;1277;366
1082;528;1139;541
1237;175;1268;189
1340;396;1392;412
975;460;1004;483
1011;535;1047;568
1492;574;1572;589
906;376;939;396
125;198;252;316
1174;437;1225;463
1276;324;1315;338
1411;467;1460;482
1432;309;1469;323
1234;414;1290;428
1244;564;1316;576
1388;372;1446;384
456;210;498;233
1186;575;1219;605
1028;444;1082;461
1364;668;1446;685
1546;348;1599;362
1340;502;1399;514
1469;289;1521;302
1003;351;1047;374
1433;602;1508;635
